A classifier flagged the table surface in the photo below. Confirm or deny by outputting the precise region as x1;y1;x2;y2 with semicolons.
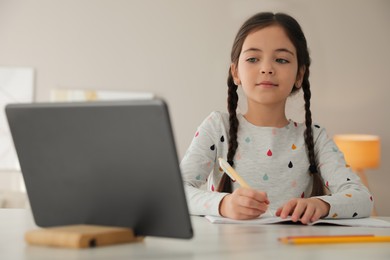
1;209;390;260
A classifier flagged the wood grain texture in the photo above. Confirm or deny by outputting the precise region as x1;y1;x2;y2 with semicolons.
25;225;143;248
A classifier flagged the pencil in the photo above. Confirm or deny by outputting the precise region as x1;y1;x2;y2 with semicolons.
281;234;374;240
218;158;251;188
279;235;390;245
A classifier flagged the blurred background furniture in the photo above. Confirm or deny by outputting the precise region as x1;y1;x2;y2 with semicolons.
333;134;380;215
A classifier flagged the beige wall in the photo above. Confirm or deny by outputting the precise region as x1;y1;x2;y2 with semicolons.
1;0;389;215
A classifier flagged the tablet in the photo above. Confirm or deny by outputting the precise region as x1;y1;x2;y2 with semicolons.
6;99;193;239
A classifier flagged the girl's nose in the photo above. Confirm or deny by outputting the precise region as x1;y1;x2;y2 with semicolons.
260;62;274;75
261;68;274;74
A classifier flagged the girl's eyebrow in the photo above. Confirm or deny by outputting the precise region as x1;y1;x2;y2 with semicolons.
243;47;295;56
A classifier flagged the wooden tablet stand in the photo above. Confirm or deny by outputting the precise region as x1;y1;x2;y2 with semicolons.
25;225;144;249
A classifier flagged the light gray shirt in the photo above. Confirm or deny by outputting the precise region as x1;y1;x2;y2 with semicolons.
180;111;373;219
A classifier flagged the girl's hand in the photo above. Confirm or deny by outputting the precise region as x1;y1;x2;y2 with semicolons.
275;198;330;224
219;188;269;220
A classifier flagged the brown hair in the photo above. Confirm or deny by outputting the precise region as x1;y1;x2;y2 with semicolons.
217;12;325;197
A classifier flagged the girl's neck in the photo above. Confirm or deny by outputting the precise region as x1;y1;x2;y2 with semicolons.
244;102;289;128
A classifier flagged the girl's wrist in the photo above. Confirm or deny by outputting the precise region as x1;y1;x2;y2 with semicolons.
218;194;231;217
313;198;330;218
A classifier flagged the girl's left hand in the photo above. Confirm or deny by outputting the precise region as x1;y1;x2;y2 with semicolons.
275;198;330;224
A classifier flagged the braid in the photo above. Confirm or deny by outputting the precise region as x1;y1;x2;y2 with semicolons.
302;68;325;196
218;12;324;197
217;72;239;193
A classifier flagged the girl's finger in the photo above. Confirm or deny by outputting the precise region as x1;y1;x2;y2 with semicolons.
299;204;315;224
280;200;297;219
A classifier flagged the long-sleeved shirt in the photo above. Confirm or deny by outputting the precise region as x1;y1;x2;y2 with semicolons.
180;111;373;219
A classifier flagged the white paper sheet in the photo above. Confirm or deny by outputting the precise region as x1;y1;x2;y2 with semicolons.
205;212;390;228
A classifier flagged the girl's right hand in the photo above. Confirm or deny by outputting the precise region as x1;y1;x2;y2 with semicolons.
219;188;269;220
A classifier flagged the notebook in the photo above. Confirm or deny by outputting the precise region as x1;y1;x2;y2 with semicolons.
206;210;390;228
6;99;193;239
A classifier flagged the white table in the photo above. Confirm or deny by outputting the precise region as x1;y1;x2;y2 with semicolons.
1;209;390;259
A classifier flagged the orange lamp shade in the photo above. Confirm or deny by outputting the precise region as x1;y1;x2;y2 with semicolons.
333;134;380;170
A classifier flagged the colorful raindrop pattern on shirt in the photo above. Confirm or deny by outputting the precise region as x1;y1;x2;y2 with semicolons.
194;120;371;219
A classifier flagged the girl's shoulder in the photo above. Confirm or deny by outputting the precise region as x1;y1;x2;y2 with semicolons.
292;121;329;142
198;111;229;133
205;111;229;122
307;122;330;144
312;122;328;139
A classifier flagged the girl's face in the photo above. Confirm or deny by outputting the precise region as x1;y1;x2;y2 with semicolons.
231;25;304;109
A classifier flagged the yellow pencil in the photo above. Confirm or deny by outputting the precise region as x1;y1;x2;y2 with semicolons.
218;158;251;188
279;235;390;245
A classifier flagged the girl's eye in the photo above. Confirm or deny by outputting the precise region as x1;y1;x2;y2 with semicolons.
246;57;258;63
276;58;289;64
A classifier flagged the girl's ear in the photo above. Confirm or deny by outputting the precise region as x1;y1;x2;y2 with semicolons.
295;66;306;88
230;63;241;85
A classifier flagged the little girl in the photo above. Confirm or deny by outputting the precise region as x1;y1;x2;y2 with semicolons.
180;12;373;223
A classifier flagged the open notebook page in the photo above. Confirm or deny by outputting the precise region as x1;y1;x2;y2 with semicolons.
205;210;390;228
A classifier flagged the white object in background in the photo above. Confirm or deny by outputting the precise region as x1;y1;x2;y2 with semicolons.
0;67;34;170
50;89;154;102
